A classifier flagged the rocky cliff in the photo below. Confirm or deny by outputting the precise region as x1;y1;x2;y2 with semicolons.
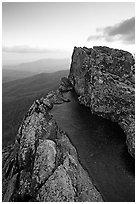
2;79;103;202
2;46;135;202
68;46;135;158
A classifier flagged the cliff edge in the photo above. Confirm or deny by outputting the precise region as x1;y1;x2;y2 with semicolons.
68;46;135;158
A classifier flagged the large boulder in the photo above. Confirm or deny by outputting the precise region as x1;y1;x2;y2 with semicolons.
68;46;135;158
2;89;103;202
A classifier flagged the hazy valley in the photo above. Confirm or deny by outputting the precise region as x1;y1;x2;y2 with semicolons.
2;69;69;146
3;58;70;81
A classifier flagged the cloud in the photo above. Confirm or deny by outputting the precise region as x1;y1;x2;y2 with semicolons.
2;45;59;54
87;35;103;41
87;17;135;44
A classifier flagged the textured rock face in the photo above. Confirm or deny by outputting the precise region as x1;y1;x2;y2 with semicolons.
3;46;134;202
2;82;103;202
68;46;135;158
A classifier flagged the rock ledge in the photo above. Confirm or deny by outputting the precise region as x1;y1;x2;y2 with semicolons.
2;81;103;202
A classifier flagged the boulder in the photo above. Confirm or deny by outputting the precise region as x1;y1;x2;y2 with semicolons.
68;46;135;158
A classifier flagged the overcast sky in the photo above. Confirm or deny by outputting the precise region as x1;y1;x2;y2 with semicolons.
2;2;135;65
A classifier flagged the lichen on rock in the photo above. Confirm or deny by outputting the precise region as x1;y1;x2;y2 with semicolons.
68;46;135;158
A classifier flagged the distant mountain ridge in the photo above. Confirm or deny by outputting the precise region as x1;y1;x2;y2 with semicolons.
3;58;70;74
2;69;37;83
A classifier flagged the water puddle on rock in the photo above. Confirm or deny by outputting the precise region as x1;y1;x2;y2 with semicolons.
52;90;135;202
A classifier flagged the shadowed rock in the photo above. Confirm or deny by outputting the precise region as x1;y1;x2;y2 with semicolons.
68;46;135;158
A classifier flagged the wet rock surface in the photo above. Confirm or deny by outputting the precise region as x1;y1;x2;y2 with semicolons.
68;46;135;158
2;83;103;202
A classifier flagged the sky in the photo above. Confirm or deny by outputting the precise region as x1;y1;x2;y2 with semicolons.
2;2;135;65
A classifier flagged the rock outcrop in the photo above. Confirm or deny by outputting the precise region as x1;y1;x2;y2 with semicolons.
3;46;135;202
2;80;103;202
68;46;135;158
